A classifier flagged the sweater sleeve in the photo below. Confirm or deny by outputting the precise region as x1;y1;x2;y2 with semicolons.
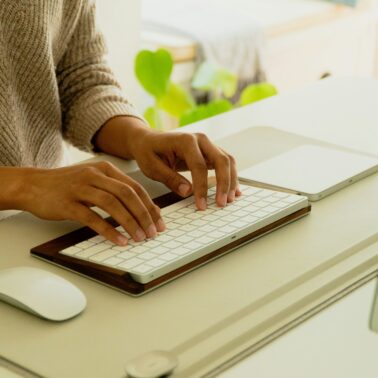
56;0;143;152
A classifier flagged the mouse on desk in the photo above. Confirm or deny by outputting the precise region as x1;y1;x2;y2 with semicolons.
0;266;86;321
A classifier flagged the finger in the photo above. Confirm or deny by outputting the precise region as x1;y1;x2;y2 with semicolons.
93;162;165;233
197;134;231;207
220;148;241;201
141;152;194;199
92;177;159;238
176;134;208;210
78;186;147;242
69;204;128;246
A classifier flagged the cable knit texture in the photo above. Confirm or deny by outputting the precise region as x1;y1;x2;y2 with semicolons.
0;0;141;167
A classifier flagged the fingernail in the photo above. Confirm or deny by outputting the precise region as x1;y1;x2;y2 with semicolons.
156;218;166;232
135;228;146;241
178;183;191;196
197;197;207;211
236;185;242;196
116;235;128;246
146;224;157;238
218;193;228;207
228;190;235;202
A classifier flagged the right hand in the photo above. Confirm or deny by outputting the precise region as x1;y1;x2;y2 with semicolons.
17;162;165;245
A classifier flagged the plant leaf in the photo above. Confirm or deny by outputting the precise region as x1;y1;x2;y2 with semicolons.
240;83;278;106
157;83;195;118
135;49;173;99
143;106;160;129
180;99;233;126
192;62;237;98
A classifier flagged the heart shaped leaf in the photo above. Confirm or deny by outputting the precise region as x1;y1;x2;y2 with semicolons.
135;49;173;99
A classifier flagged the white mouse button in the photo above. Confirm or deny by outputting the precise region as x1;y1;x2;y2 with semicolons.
125;350;178;378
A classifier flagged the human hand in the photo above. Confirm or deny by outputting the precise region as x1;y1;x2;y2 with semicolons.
130;130;242;210
15;162;165;245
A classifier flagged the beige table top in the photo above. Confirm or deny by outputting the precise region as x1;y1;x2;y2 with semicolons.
0;77;377;378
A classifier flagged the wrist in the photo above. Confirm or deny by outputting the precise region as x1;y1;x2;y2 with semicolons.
94;116;155;160
0;167;38;211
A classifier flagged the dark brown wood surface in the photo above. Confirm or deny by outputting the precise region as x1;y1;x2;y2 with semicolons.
31;190;311;296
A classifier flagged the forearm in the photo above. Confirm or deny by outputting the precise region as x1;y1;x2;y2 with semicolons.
0;167;36;211
93;116;154;160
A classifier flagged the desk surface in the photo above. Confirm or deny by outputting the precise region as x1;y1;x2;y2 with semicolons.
0;77;377;378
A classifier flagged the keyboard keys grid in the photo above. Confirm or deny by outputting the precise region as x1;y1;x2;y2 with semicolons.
59;185;308;283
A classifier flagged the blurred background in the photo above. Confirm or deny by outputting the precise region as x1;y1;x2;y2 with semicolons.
71;0;378;160
96;0;378;100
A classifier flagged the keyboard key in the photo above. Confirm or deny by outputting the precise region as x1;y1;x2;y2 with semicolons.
187;230;205;238
103;257;123;267
75;241;95;249
147;258;166;268
173;218;192;225
116;251;136;260
132;246;148;253
253;211;270;218
119;258;144;270
144;240;161;248
151;246;170;255
201;225;216;233
271;201;289;209
138;252;158;260
88;235;106;244
211;231;227;238
212;220;228;227
128;239;145;247
241;187;262;195
61;246;82;256
185;241;203;250
202;214;218;221
160;253;177;262
76;248;108;259
90;249;120;262
166;222;181;230
174;247;191;256
179;224;197;232
132;264;153;274
197;236;215;245
155;234;173;242
283;196;302;204
273;192;290;198
220;225;237;234
165;241;182;249
178;207;195;214
261;206;280;213
191;219;207;227
165;212;183;219
176;235;193;243
185;212;203;220
255;189;275;198
112;245;133;252
78;244;108;256
167;229;185;237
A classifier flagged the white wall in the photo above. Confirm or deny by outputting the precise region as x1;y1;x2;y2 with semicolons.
96;0;142;103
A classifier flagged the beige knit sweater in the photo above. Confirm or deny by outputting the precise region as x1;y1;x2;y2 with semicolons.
0;0;141;167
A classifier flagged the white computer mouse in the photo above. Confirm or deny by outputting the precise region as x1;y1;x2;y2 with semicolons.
0;266;86;321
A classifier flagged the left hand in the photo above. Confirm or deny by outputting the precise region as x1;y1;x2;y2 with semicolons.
94;116;241;210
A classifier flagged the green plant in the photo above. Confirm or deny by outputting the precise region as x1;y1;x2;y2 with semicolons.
135;49;277;129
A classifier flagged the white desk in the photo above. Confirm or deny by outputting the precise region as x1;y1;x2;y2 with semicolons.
0;77;377;377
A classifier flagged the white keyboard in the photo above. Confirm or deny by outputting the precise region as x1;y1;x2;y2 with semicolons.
59;185;309;284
